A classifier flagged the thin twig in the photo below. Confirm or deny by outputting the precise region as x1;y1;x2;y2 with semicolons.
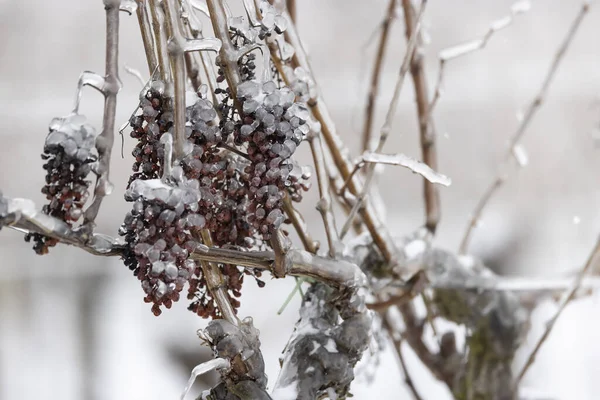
340;0;428;240
149;0;171;81
401;0;441;234
282;194;319;254
309;132;339;257
459;2;591;254
272;2;398;263
83;0;122;225
135;0;159;74
199;229;241;325
513;237;600;392
427;0;530;119
362;0;398;153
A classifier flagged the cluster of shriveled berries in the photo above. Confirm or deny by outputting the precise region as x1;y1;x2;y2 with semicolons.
120;171;215;316
128;81;173;184
232;79;311;239
26;114;97;255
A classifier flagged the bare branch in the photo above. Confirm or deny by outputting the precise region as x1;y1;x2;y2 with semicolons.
459;2;591;254
84;0;123;225
362;0;398;153
309;132;339;257
340;0;428;240
401;0;442;234
428;1;530;117
135;0;159;74
199;229;241;325
282;194;319;254
2;196;124;256
514;237;600;392
149;0;171;81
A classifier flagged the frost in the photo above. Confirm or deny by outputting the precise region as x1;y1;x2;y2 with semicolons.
362;152;452;186
512;144;529;167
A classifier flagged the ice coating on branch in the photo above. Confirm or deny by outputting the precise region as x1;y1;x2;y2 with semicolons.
200;319;272;400
362;152;452;186
512;144;529;167
274;284;371;400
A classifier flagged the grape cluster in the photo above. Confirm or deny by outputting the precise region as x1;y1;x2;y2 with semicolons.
233;79;311;238
128;81;172;184
120;169;208;316
25;114;97;254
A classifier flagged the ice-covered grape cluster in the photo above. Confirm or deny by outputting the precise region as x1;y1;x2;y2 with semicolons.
233;79;311;237
25;114;98;254
128;81;172;184
120;169;213;316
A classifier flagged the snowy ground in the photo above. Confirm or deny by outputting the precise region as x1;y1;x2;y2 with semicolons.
1;1;600;399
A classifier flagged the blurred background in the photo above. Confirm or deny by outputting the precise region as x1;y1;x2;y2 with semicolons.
1;0;599;399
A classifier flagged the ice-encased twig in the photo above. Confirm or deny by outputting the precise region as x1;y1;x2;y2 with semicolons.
1;196;124;256
458;2;591;254
340;0;428;240
180;357;230;400
308;131;339;258
83;0;123;226
273;283;372;400
428;1;530;117
135;0;158;75
201;319;272;400
162;0;221;161
361;152;451;186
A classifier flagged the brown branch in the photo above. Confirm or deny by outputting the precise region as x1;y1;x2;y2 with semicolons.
83;0;122;225
2;193;364;291
149;0;171;81
286;0;296;24
459;2;591;254
340;0;428;240
513;237;600;393
309;132;339;257
362;0;398;153
282;194;319;254
199;229;241;325
135;0;158;74
401;0;440;234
